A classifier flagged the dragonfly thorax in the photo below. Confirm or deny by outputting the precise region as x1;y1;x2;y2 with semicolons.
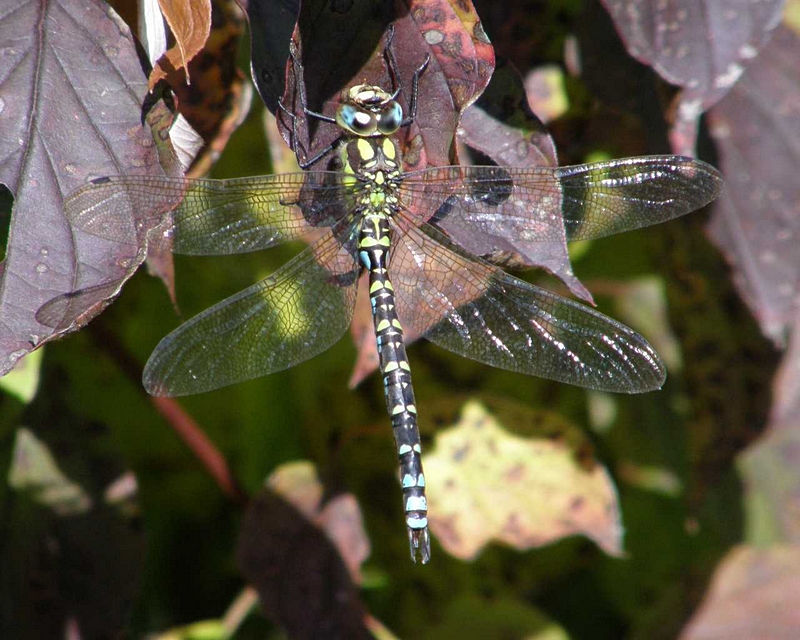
336;84;403;137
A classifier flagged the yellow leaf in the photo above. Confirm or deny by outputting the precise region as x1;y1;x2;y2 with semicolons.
425;400;623;559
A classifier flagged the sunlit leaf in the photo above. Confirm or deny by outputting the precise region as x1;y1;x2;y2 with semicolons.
617;461;682;497
425;401;623;560
140;0;168;64
0;345;43;402
738;428;800;544
151;619;227;640
8;427;92;515
614;276;682;373
738;311;800;545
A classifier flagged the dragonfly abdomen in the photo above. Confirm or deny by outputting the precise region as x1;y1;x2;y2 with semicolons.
359;210;430;564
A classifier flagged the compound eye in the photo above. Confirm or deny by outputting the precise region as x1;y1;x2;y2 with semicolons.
337;104;377;135
377;101;403;134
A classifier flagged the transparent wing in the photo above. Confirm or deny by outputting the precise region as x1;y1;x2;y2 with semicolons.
398;156;722;242
388;217;666;393
65;171;353;255
143;224;361;396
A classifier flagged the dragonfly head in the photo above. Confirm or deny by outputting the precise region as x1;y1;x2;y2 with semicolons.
336;84;403;137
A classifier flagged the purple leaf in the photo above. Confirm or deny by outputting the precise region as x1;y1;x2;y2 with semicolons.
278;1;494;171
458;60;557;169
681;546;800;638
455;60;592;303
237;488;370;639
246;0;299;114
0;0;170;375
601;0;783;154
706;25;800;346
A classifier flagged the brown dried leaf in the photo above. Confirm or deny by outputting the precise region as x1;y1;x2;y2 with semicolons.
172;0;251;177
148;0;212;89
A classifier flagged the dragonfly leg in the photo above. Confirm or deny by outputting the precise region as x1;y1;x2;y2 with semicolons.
296;138;341;170
382;24;430;125
402;54;431;126
277;92;309;165
281;39;345;170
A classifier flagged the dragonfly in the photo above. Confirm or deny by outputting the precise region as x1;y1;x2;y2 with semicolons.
64;33;722;563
